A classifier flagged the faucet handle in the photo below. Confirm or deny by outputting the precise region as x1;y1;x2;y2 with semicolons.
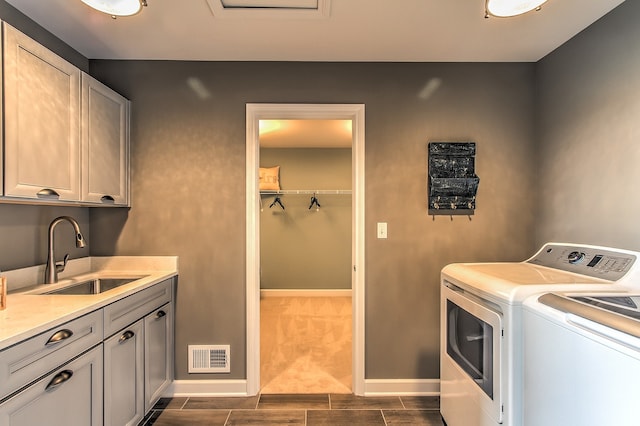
56;254;70;274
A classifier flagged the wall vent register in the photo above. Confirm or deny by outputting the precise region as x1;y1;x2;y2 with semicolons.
188;345;230;373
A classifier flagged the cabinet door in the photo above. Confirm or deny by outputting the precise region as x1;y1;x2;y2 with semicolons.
0;345;103;426
2;23;81;201
144;302;173;411
81;73;130;206
104;320;144;426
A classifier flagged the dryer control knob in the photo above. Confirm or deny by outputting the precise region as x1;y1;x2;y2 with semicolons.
567;251;585;264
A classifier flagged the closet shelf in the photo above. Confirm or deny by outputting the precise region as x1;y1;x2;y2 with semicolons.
260;189;352;195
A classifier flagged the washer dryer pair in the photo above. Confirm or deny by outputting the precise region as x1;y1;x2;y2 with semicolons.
440;243;640;426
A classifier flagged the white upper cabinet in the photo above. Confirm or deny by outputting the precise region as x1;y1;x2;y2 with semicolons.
81;73;130;206
0;22;130;207
2;23;81;201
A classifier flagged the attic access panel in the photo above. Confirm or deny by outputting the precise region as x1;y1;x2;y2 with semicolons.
221;0;318;8
208;0;330;18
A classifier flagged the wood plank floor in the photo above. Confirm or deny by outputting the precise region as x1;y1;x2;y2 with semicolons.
140;394;444;425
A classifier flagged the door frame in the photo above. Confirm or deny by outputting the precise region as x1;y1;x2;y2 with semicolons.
245;103;365;395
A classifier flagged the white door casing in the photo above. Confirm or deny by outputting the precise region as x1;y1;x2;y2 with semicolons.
245;103;365;395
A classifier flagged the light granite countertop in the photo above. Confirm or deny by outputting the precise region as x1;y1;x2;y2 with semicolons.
0;256;178;351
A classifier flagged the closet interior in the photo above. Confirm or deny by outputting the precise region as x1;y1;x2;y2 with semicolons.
258;119;353;394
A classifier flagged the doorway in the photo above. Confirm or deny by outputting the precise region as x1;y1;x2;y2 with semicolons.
245;103;365;396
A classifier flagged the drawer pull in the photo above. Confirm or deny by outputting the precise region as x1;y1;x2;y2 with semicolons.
119;330;135;343
37;188;60;199
45;329;74;346
156;310;166;319
100;195;115;203
45;370;73;391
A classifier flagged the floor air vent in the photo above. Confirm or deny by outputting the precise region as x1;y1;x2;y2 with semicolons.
188;345;230;373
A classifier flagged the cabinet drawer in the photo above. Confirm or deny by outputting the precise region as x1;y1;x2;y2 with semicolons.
0;310;103;401
104;279;172;338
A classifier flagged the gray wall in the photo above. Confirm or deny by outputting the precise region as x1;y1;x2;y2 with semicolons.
536;0;640;250
0;205;89;271
89;60;537;380
260;148;351;290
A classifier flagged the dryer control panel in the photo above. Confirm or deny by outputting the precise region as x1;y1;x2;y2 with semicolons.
527;243;637;281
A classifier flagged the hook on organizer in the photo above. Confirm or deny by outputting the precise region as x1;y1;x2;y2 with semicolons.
309;194;321;211
270;196;285;210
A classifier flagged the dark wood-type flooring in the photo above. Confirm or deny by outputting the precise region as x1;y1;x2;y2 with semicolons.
140;394;445;425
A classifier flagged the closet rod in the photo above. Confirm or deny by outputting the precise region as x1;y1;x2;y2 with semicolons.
260;189;352;195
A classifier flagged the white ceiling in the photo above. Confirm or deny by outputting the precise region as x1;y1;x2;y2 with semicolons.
4;0;626;62
260;120;352;148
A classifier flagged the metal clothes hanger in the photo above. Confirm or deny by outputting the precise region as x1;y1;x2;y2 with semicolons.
269;196;285;210
308;194;321;211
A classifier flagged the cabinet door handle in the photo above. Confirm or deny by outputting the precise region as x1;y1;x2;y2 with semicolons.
156;310;166;319
45;370;73;391
37;188;60;199
100;195;115;203
45;329;74;346
119;330;135;343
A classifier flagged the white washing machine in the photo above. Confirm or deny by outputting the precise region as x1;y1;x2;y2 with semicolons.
523;292;640;426
440;243;640;426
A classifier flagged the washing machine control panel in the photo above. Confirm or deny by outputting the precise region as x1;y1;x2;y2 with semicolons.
528;244;637;281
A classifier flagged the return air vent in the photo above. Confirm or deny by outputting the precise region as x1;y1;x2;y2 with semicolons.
188;345;230;373
221;0;318;9
206;0;330;19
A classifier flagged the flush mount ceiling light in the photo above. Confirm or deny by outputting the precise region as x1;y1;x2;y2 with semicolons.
80;0;148;17
485;0;548;18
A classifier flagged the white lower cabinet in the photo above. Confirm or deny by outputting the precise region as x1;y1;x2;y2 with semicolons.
145;303;173;412
103;278;174;424
104;300;173;424
0;345;103;426
0;277;175;426
104;319;144;426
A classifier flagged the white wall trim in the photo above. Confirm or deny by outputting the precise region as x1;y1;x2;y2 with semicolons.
167;378;439;398
167;380;249;397
246;103;365;396
363;379;440;396
260;289;352;298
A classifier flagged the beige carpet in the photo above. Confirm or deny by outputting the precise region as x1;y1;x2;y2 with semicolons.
260;296;352;394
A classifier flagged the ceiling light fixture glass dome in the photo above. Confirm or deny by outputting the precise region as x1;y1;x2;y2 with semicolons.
81;0;147;17
485;0;548;18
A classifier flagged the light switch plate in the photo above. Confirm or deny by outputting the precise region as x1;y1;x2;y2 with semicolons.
377;222;388;239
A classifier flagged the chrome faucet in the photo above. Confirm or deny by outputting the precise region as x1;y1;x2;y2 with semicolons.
45;216;86;284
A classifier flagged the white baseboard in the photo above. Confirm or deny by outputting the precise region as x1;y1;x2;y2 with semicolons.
165;378;440;397
260;289;352;298
363;379;440;396
167;380;251;397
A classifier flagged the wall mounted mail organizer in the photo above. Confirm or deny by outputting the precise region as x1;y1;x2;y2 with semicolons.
428;142;479;214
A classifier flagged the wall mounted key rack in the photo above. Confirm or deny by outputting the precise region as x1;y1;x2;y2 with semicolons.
428;142;479;216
